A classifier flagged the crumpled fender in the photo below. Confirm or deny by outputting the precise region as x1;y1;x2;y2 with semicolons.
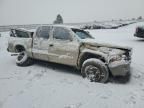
77;48;108;68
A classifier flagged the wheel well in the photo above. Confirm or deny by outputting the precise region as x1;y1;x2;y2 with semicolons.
79;53;106;68
15;45;25;52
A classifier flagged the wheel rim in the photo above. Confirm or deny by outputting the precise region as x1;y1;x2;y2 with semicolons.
85;65;105;82
17;52;25;61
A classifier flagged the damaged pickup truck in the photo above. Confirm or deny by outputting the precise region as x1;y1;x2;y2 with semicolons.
7;25;132;83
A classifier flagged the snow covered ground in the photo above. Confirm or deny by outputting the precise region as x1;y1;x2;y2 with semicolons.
0;22;144;108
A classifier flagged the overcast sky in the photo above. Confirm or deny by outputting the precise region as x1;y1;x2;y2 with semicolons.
0;0;144;25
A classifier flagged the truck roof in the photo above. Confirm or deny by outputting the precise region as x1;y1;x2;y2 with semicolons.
11;25;81;33
37;24;80;30
52;24;80;29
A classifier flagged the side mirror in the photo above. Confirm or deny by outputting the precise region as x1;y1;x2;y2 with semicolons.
68;34;73;41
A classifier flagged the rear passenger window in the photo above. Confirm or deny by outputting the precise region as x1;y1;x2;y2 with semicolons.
53;27;71;40
36;26;50;39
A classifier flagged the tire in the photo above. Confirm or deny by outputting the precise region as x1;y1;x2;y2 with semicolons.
81;58;109;83
16;51;33;66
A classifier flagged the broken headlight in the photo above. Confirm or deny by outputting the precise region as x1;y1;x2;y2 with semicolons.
109;54;128;63
109;55;122;63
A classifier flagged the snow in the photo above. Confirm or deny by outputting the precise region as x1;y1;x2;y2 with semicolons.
1;22;144;108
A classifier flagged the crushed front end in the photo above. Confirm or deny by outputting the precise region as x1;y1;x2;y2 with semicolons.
107;48;132;76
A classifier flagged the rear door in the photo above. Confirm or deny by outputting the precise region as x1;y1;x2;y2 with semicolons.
32;26;51;61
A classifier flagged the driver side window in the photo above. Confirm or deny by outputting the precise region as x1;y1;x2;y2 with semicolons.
53;27;71;40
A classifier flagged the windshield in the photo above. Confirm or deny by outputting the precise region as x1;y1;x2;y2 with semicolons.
72;29;93;39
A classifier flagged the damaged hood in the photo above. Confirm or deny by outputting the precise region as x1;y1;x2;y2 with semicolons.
81;39;132;51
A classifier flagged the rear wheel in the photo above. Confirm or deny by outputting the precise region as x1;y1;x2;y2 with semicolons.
81;58;109;83
16;51;33;66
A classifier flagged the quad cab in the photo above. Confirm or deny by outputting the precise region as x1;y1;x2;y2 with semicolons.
7;25;132;83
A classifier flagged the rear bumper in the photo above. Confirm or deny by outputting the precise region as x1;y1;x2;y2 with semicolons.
108;60;130;76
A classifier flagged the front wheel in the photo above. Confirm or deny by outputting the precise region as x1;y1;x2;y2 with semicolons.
81;58;109;83
16;51;33;66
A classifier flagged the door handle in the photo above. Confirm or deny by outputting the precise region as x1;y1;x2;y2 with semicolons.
49;44;54;47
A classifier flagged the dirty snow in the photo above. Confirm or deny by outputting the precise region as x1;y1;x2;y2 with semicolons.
1;22;144;108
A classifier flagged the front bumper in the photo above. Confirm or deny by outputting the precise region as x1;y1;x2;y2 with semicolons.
108;60;130;76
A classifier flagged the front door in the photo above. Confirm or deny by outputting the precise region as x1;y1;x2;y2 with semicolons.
48;27;79;66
